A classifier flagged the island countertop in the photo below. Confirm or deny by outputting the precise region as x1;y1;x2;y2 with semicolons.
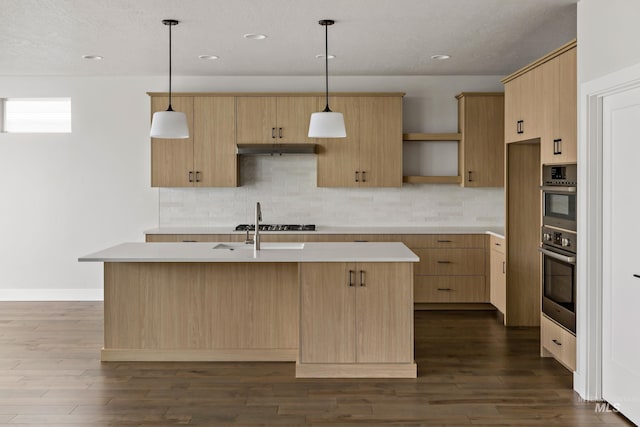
79;241;420;263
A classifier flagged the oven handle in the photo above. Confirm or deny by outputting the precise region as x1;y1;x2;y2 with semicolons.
540;185;577;193
538;247;576;264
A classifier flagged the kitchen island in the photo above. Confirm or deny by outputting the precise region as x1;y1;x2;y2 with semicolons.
79;241;419;378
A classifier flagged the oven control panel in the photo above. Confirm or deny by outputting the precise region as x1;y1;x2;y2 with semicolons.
541;226;576;253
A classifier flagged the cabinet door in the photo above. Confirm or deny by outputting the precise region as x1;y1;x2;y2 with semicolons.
359;97;403;187
459;94;505;187
299;263;356;363
489;248;506;314
519;68;542;140
356;262;413;363
236;97;277;144
504;79;521;143
316;97;361;187
555;47;577;164
276;97;319;143
194;97;237;187
151;96;194;187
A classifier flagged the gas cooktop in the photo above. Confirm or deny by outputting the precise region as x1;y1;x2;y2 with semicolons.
235;224;316;232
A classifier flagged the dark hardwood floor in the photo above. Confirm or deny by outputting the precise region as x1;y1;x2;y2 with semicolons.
0;302;632;426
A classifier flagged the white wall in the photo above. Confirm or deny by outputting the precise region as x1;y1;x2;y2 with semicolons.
0;74;503;299
577;0;640;83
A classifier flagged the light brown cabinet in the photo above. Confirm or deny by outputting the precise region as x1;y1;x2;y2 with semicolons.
457;93;505;187
299;262;413;365
236;96;318;144
541;314;576;371
317;96;403;187
489;235;506;316
540;47;577;165
504;68;541;143
150;96;237;187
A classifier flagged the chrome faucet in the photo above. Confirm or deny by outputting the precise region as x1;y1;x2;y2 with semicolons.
254;202;262;252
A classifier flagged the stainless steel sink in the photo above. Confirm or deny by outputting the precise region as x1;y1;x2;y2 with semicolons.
212;242;304;250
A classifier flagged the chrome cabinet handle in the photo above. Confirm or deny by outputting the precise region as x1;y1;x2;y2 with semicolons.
552;339;562;346
195;171;201;182
437;288;452;291
278;127;283;138
355;171;359;182
359;270;365;287
361;171;367;182
538;247;576;264
348;270;355;287
188;171;194;183
271;127;276;139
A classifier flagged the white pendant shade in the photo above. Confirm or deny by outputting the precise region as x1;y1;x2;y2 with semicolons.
308;111;346;138
150;110;189;139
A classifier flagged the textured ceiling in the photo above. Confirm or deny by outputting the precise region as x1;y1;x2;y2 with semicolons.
0;0;577;76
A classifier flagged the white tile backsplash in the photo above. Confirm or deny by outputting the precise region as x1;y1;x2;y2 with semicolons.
159;155;504;227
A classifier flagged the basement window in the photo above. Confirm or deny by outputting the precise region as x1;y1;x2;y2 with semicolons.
1;98;72;133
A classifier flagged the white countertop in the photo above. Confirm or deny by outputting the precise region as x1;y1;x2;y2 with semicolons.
79;242;420;263
144;226;505;238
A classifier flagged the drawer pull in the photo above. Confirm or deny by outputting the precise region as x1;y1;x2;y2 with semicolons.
634;274;640;279
182;240;197;242
359;270;365;287
495;242;502;246
437;260;451;264
348;270;355;287
437;288;452;291
552;339;562;346
437;239;452;243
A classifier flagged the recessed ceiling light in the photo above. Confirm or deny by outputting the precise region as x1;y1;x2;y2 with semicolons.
198;55;219;60
82;55;103;60
315;54;336;60
431;54;451;60
244;33;267;40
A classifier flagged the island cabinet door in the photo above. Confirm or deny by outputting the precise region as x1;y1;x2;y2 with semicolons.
355;262;414;363
299;262;356;363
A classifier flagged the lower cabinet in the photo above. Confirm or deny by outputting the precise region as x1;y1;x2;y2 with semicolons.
489;235;507;316
297;262;416;377
540;314;576;371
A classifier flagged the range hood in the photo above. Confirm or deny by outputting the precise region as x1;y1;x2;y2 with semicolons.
236;143;317;155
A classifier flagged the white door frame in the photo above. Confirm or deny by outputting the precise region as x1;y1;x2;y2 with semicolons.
576;61;640;400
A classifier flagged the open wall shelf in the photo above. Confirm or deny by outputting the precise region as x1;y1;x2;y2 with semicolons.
402;133;462;184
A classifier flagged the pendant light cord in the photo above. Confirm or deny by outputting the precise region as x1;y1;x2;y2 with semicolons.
323;22;331;112
167;22;174;112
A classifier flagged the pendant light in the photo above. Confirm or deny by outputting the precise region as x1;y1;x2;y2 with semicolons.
308;19;346;138
150;19;189;139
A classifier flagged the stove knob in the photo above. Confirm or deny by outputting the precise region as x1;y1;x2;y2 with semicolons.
543;233;552;242
561;238;571;248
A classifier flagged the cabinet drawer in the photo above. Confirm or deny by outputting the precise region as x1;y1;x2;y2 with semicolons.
414;276;486;303
401;234;485;249
541;315;576;371
413;248;485;275
489;235;505;255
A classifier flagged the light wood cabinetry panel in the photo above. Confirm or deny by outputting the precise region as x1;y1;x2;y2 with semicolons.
413;248;485;276
317;97;361;187
504;68;541;143
489;236;507;315
457;93;505;187
299;262;415;376
359;97;403;187
194;97;237;187
414;276;486;303
541;315;576;371
145;234;232;242
400;234;485;249
317;96;403;187
104;262;298;358
356;262;413;363
506;142;541;326
236;96;318;144
299;263;356;363
151;96;194;187
303;234;357;242
541;47;577;165
150;95;237;188
236;97;276;144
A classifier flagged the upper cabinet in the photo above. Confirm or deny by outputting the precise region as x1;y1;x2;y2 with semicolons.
317;95;403;187
150;95;237;188
457;93;505;187
236;96;318;144
502;40;577;164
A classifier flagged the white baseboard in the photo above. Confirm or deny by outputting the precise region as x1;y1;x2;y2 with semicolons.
0;289;103;301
